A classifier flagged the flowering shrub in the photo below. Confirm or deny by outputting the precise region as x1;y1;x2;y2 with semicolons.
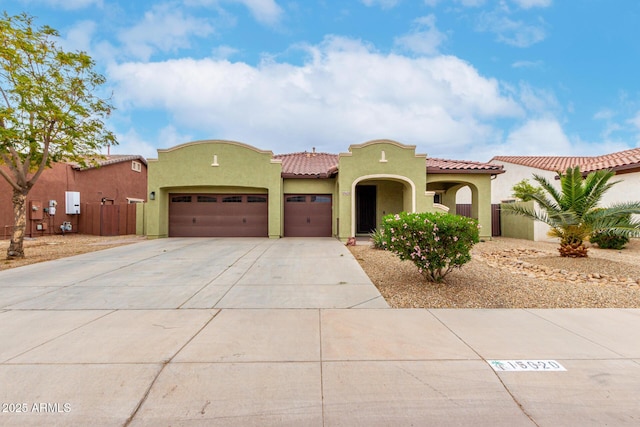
379;211;480;282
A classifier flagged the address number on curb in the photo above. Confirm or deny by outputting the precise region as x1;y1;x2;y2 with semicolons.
488;360;566;372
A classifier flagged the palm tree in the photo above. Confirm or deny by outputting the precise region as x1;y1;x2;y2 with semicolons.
503;166;640;257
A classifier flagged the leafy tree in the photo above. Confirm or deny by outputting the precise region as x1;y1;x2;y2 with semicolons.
502;166;640;257
1;12;116;259
511;178;544;201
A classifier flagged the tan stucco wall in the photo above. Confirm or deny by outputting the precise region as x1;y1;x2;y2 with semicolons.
500;202;535;240
146;140;283;238
427;173;493;239
336;140;432;240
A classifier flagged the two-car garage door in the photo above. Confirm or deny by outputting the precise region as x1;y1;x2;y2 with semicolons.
169;194;268;237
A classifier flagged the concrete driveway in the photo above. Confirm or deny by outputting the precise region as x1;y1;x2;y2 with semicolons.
1;238;640;426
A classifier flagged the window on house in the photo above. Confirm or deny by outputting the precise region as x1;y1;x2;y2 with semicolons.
286;196;306;203
311;195;331;203
131;161;142;172
171;196;192;203
247;196;267;203
197;196;217;203
222;196;243;203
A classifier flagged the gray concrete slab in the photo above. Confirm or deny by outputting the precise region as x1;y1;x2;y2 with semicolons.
0;363;161;427
6;284;205;309
174;309;320;362
214;284;387;309
128;362;323;427
0;287;61;308
321;309;479;361
177;283;234;308
497;359;640;426
322;360;535;426
530;308;640;358
430;308;620;359
0;310;111;362
9;309;216;364
238;257;373;285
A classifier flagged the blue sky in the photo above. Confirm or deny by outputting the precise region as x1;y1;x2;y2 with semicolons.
4;0;640;161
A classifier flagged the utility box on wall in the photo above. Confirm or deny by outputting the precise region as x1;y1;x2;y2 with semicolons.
65;191;81;214
30;201;44;220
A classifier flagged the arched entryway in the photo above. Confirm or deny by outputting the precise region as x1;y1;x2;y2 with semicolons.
351;174;416;236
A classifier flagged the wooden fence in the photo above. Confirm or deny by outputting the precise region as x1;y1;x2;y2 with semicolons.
456;204;501;237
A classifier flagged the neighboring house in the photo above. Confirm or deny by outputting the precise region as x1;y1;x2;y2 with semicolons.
490;147;640;240
0;155;148;238
143;139;504;241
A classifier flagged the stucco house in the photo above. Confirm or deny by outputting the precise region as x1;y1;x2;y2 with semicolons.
143;139;504;241
0;155;148;238
490;147;640;240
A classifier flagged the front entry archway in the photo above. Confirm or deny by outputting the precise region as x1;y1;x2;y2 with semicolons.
351;174;416;237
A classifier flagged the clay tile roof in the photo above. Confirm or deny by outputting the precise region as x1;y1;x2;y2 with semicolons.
69;154;147;170
274;152;339;178
580;147;640;173
426;158;505;174
491;147;640;174
489;156;590;171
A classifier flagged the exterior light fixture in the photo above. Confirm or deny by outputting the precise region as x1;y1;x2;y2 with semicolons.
150;191;155;200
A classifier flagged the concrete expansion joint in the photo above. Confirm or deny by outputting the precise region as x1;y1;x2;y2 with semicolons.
123;309;221;426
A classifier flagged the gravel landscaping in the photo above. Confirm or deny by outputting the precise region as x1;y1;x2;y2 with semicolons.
350;237;640;309
0;234;145;271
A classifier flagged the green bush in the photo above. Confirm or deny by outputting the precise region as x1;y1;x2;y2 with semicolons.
589;231;629;250
380;211;480;282
369;228;386;249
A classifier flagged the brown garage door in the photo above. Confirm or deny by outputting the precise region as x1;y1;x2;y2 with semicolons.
169;194;268;237
284;194;332;237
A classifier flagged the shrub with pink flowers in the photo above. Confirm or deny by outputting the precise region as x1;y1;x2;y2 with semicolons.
378;211;480;282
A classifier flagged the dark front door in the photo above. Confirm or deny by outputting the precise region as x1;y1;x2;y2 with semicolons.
356;185;376;234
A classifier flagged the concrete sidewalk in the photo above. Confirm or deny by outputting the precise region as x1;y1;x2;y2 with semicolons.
1;238;639;426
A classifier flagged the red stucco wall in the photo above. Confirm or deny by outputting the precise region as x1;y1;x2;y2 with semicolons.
1;159;147;238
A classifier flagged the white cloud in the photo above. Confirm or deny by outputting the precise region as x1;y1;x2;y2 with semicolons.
477;11;547;47
593;109;615;120
511;0;552;9
361;0;401;9
502;118;572;156
21;0;103;10
118;3;215;61
628;111;640;130
187;0;283;25
108;36;522;157
58;20;97;53
511;60;543;69
424;0;486;6
394;15;447;56
237;0;283;25
518;83;559;115
111;128;160;160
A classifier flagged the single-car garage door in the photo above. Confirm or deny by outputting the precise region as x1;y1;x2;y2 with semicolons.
169;194;268;237
284;194;332;237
